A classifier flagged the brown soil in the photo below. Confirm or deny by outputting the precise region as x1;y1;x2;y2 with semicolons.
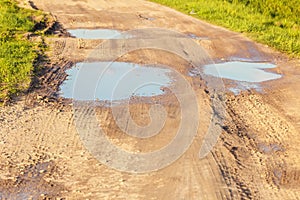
1;0;300;199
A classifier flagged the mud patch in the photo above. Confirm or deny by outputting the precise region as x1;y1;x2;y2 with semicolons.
59;62;173;101
0;161;65;199
68;29;131;39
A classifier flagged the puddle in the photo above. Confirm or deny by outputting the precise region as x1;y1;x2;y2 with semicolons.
204;62;282;83
227;57;271;63
59;62;173;101
257;143;284;154
137;14;156;21
146;17;156;21
229;82;263;95
273;168;283;186
187;33;209;40
201;61;282;94
68;29;131;39
0;162;63;199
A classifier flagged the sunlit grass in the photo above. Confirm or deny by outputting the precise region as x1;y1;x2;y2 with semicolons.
150;0;300;57
0;0;44;101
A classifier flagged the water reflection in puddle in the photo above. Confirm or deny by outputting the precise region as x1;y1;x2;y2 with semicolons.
204;62;282;82
68;29;131;39
59;62;173;101
202;61;282;94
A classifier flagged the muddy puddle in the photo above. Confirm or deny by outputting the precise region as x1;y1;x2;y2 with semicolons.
68;29;131;39
202;61;282;94
59;62;173;101
0;162;63;199
257;143;284;154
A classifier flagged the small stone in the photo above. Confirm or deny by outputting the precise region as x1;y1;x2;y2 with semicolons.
37;95;43;100
189;9;196;15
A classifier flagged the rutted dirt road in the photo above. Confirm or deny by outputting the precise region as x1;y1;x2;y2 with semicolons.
1;0;300;199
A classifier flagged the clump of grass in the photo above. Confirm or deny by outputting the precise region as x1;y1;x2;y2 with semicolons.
149;0;300;57
0;0;46;102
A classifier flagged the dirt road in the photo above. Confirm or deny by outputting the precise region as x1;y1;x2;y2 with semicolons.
1;0;300;199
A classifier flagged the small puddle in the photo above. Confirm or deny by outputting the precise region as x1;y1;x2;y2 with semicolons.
0;162;63;199
59;62;173;101
257;143;284;154
137;14;156;21
202;61;282;94
68;29;131;39
229;82;262;95
186;33;209;40
204;62;282;82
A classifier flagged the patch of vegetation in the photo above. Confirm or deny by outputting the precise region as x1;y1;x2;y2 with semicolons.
0;0;48;102
149;0;300;57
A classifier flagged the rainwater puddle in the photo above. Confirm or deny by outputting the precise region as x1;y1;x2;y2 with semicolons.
0;162;62;199
59;62;173;101
258;143;284;154
229;82;262;95
202;61;282;94
204;62;282;82
186;33;209;40
68;29;131;39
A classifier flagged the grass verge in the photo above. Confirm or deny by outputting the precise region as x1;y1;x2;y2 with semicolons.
149;0;300;57
0;0;48;102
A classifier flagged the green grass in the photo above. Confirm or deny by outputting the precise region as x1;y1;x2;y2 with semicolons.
149;0;300;57
0;0;45;102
